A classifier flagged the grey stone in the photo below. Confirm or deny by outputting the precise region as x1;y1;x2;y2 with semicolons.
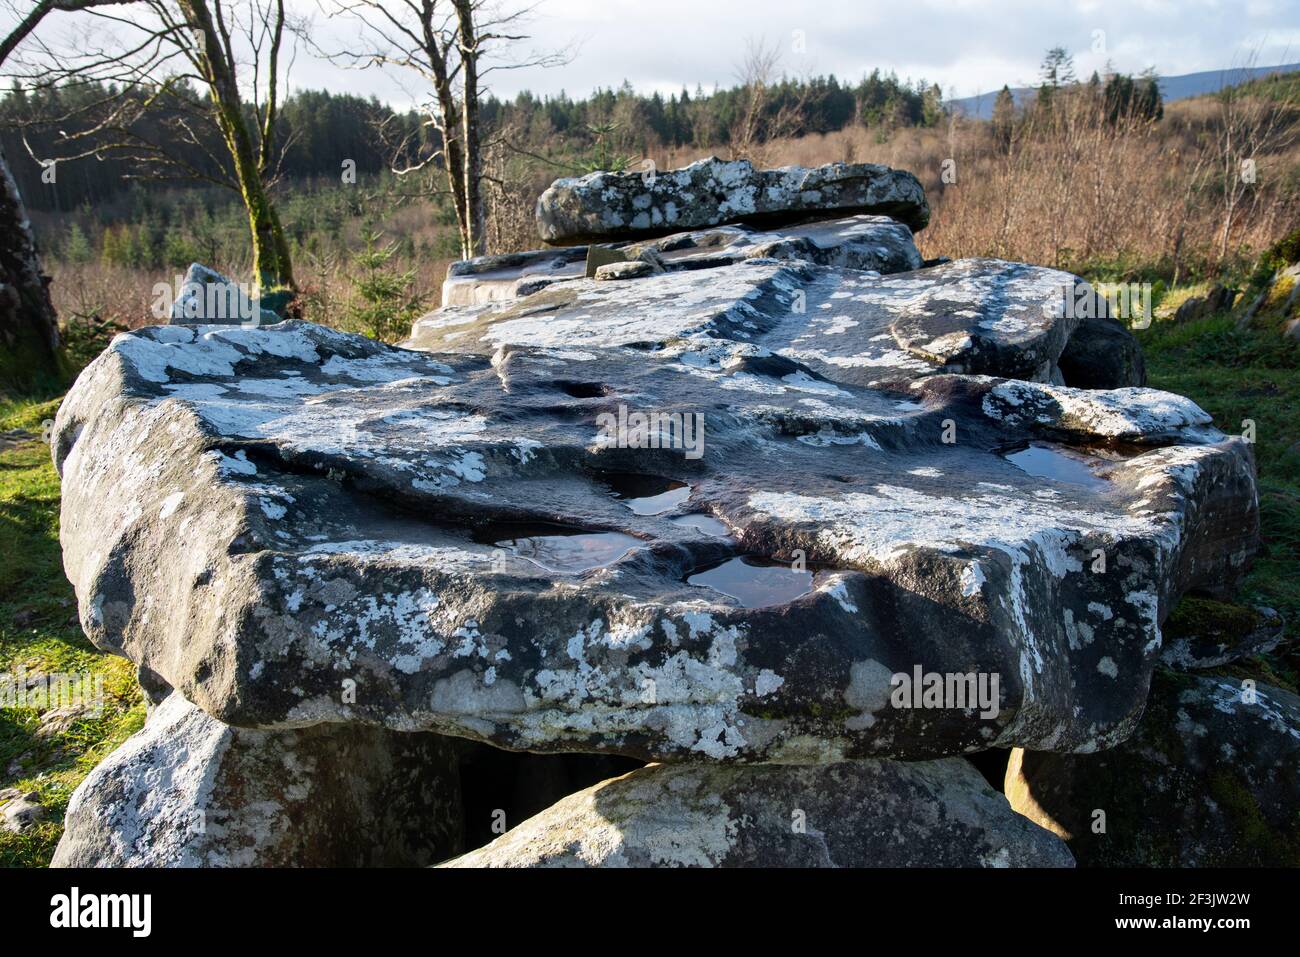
169;263;281;327
415;257;1098;385
1174;283;1237;325
442;247;591;307
1057;315;1147;388
1;792;44;832
442;757;1073;867
594;259;658;281
51;257;1258;764
536;157;930;245
51;692;463;867
1005;671;1300;866
440;215;922;307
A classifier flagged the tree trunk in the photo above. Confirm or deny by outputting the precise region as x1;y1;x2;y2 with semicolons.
453;0;486;258
0;141;65;392
242;173;296;307
181;0;296;310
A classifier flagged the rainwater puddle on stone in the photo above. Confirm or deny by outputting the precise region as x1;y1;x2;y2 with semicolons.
670;513;731;537
473;522;641;574
598;472;692;515
1002;442;1111;490
687;555;815;608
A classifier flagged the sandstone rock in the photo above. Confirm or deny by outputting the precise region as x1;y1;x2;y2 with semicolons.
169;263;281;327
442;757;1073;867
1005;671;1300;866
536;157;929;245
440;215;922;307
52;692;463;867
51;265;1256;762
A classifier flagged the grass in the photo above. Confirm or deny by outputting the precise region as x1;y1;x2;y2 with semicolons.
1133;302;1300;691
0;394;145;867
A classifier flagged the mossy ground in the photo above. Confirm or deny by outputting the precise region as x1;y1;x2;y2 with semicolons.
0;394;145;867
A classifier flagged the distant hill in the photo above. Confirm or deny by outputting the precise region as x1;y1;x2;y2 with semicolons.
949;62;1300;119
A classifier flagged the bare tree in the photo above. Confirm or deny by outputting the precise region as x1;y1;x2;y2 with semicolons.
729;36;810;166
1;0;136;390
318;0;569;259
4;0;302;306
1210;58;1296;262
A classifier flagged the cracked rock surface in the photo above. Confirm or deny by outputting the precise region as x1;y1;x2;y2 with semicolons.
52;692;463;867
536;157;930;244
53;258;1256;763
441;215;922;307
415;257;1113;386
442;756;1073;867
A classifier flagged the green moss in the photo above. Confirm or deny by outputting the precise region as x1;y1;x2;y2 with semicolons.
1163;597;1262;647
1205;768;1300;864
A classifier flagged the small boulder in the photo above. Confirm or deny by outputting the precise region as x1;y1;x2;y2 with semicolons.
594;260;658;281
168;263;282;327
1;791;45;833
1173;283;1237;324
1057;315;1147;388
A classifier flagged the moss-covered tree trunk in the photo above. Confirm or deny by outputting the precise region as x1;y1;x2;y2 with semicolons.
0;141;66;392
180;0;296;313
453;0;486;258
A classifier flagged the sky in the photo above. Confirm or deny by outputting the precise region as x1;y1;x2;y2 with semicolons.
8;0;1300;106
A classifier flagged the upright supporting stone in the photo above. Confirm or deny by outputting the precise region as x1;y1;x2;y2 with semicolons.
1005;672;1300;866
52;693;464;867
442;758;1074;867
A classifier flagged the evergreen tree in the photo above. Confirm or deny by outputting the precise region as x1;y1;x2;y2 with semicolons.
991;85;1016;149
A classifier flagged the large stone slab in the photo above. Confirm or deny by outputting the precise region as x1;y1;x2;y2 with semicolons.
442;757;1073;867
52;270;1256;763
1005;671;1300;866
415;257;1115;387
536;157;930;245
441;216;923;307
52;692;463;867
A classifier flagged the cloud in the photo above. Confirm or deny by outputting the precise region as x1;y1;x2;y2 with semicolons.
9;0;1297;106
